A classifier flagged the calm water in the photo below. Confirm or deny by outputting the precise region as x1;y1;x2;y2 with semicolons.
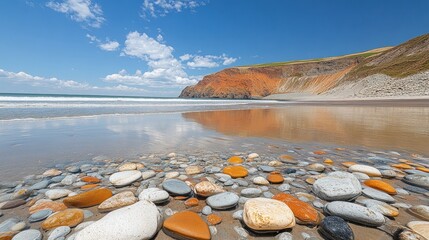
1;94;429;180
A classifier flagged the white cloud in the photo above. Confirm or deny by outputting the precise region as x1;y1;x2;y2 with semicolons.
86;34;120;51
99;41;120;51
46;0;104;28
106;31;198;87
0;68;146;93
181;53;237;68
142;0;208;18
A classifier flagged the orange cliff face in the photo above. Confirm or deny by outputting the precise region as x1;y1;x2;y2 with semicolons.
179;57;359;99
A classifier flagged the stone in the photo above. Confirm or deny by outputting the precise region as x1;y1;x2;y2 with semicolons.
227;156;244;164
234;226;249;238
45;189;72;200
259;165;276;172
118;162;143;171
98;191;137;212
324;201;385;227
47;226;71;240
276;232;293;240
278;183;291;192
162;179;192;196
75;201;162;240
165;172;180;179
222;166;248;178
81;184;98;190
194;181;224;197
342;162;356;168
163;211;210;240
313;150;326;155
138;188;170;204
407;221;429;239
398;230;426;240
29;201;67;214
268;160;283;167
248;153;259;159
207;214;222;225
41;209;84;230
318;216;354;240
403;175;429;189
267;172;284;184
0;218;20;233
357;198;399;217
1;199;26;210
141;170;156;180
202;206;212;215
206;192;239;210
29;209;53;222
109;171;141;187
184;198;199;207
80;176;100;183
392;163;413;169
243;198;295;231
253;176;269;185
29;180;50;190
61;175;78;185
408;205;429;221
348;164;381;177
362;187;395;203
241;188;262;198
185;166;203;175
364;180;397;195
312;172;361;201
324;159;334;165
11;221;26;231
352;172;370;180
63;188;112;208
43;169;62;177
273;193;321;225
381;170;397;178
83;210;93;219
306;163;325;172
11;229;42;240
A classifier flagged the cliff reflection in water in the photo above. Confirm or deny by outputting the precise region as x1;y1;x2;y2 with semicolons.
182;106;429;155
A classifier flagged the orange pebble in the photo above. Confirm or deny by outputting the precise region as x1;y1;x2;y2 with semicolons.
81;176;101;183
207;214;222;225
184;198;199;207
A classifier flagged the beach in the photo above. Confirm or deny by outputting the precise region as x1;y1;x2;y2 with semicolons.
1;94;429;239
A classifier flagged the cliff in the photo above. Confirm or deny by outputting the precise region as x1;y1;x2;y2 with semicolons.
179;33;429;99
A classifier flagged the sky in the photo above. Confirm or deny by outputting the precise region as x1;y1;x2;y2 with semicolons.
0;0;428;97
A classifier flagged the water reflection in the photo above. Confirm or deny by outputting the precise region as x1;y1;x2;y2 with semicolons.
182;106;429;155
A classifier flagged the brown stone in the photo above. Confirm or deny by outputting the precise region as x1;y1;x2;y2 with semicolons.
41;208;84;230
417;167;429;173
342;161;356;168
81;176;101;183
63;188;112;208
392;163;413;170
313;150;326;155
80;184;99;190
227;156;244;164
194;181;225;197
364;180;397;195
0;199;26;210
223;166;248;178
43;169;62;177
0;232;16;240
207;214;222;225
184;198;199;207
280;155;294;160
305;178;316;185
273;193;321;225
324;159;334;164
29;201;68;214
267;172;284;184
163;211;210;240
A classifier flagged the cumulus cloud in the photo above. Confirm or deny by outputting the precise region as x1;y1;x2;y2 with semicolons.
105;31;199;87
142;0;208;18
46;0;105;28
0;68;146;92
181;54;237;68
86;34;120;51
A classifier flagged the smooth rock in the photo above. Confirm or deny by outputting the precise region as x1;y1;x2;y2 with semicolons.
75;201;162;240
259;165;275;172
267;172;284;184
11;229;42;240
276;232;293;240
162;179;192;196
312;172;361;201
194;181;224;197
98;191;137;212
63;188;112;208
407;221;429;239
1;199;26;210
324;201;385;227
45;189;72;200
185;166;203;175
61;175;78;186
357;198;399;217
362;187;395;203
318;216;354;240
364;180;397;195
253;176;269;185
206;192;239;210
306;163;325;172
11;221;26;231
273;193;321;225
207;214;222;225
202;206;212;215
29;209;53;222
348;165;381;177
227;156;244;164
243;198;295;231
138;188;170;204
408;205;429;221
80;176;100;184
241;188;262;198
278;183;291;192
41;209;84;230
0;218;20;233
43;169;62;177
165;172;180;179
29;201;67;214
403;175;429;189
47;226;71;240
109;171;141;187
141;170;156;180
248;153;259;159
222;166;248;178
163;211;210;240
29;180;50;190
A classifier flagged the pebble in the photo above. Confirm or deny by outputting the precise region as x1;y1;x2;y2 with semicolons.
233;210;243;220
185;166;203;175
43;169;62;177
276;232;294;240
141;170;156;180
202;206;212;215
273;193;321;225
248;153;259;159
278;183;291;192
109;170;142;187
408;205;429;221
11;221;26;231
259;165;275;172
348;164;381;177
1;199;26;210
80;176;101;183
312;172;361;201
223;166;248;178
63;188;112;208
227;156;244;164
194;181;224;197
29;209;53;222
98;191;137;212
29;180;50;190
318;216;354;240
207;214;222;225
138;188;170;204
241;188;262;198
41;209;84;230
47;226;71;240
253;176;269;185
75;201;161;240
162;179;192;196
165;172;180;179
29;201;67;214
306;163;325;172
206;192;239;210
243;198;295;231
45;189;72;200
403;175;429;189
267;172;284;184
11;229;42;240
357;198;399;217
407;221;429;239
364;179;397;195
163;211;210;240
324;201;385;227
61;175;78;185
362;187;395;203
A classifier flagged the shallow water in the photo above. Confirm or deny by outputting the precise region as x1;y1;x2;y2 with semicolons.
1;102;429;180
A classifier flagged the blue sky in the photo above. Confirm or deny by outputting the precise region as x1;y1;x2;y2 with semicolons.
0;0;428;97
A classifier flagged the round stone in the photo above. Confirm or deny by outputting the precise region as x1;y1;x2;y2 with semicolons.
109;171;142;187
43;169;62;177
207;214;222;225
141;170;156;180
407;221;429;239
138;188;170;204
408;205;429;221
306;163;325;172
45;189;72;200
1;199;26;210
324;201;385;227
206;192;239;210
29;201;67;214
243;198;295;231
318;216;354;240
98;191;138;212
253;176;269;185
223;166;248;178
165;172;180;179
163;211;210;240
29;209;53;222
47;226;71;240
11;221;26;231
41;209;84;230
63;188;113;208
185;166;203;175
364;180;397;195
11;229;42;240
273;193;321;225
194;181;224;197
348;165;381;177
80;176;101;183
241;188;262;198
357;198;399;217
403;175;429;189
163;179;192;196
227;156;244;164
312;172;361;201
247;153;259;159
267;172;284;184
362;187;395;203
